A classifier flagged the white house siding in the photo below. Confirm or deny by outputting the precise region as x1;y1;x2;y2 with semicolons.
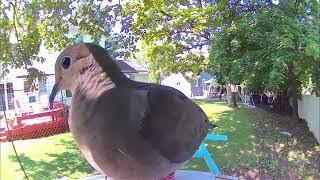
298;95;320;143
45;75;70;106
0;75;59;115
130;73;149;83
0;76;26;116
162;73;191;98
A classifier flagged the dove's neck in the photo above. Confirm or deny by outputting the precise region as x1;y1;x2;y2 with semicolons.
74;63;116;99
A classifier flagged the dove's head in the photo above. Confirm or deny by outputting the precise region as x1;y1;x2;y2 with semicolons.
49;43;125;109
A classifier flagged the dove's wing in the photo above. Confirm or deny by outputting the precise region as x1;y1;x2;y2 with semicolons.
136;84;210;163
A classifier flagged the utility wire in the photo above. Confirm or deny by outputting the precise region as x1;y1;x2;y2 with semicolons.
1;95;29;180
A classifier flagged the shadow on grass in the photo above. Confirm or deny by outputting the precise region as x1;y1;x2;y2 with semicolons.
194;99;320;178
192;99;227;106
183;100;257;173
8;139;94;179
206;108;258;171
180;158;209;172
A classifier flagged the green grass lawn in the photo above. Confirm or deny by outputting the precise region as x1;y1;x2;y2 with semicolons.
1;100;319;179
0;134;94;180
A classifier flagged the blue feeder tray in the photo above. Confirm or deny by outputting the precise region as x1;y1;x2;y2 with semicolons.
192;134;228;175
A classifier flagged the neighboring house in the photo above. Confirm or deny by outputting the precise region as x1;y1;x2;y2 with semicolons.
162;72;215;98
115;60;149;83
0;69;55;115
191;71;214;97
162;73;192;98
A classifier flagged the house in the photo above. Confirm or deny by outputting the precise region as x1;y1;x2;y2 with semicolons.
162;71;215;98
0;69;57;116
162;73;192;98
115;60;149;83
191;71;215;97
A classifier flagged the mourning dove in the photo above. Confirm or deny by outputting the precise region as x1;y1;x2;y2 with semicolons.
49;43;210;180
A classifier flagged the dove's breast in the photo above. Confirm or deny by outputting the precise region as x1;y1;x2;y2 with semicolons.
68;88;179;179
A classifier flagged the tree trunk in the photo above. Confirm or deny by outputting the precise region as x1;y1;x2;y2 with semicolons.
227;83;237;107
287;61;300;121
231;92;237;107
291;94;299;121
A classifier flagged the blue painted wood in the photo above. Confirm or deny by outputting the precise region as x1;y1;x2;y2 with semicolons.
201;143;221;175
192;134;228;175
192;149;203;158
205;134;228;141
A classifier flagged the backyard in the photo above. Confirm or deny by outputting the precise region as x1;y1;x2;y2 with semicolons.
1;100;319;180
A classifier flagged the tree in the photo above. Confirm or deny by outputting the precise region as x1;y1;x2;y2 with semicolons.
305;0;320;96
1;0;277;80
120;0;276;78
145;43;205;83
0;0;129;79
209;0;320;120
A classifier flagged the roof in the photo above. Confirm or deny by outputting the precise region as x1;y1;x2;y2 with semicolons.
204;78;215;84
15;61;147;79
115;60;148;73
199;72;213;81
16;68;54;78
16;74;54;78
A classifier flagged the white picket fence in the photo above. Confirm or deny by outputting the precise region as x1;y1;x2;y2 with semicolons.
298;95;320;143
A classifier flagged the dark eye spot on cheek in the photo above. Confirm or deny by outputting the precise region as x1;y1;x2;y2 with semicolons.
80;64;93;75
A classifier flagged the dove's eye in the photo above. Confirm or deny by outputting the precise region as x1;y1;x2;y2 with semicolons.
61;56;71;69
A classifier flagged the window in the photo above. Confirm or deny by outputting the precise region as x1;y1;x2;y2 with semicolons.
29;96;36;103
194;79;199;87
127;74;135;79
39;79;47;94
24;81;31;93
75;37;82;43
6;83;14;110
66;90;72;97
0;84;6;111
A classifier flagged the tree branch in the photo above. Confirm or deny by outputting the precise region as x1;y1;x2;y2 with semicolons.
10;1;28;69
10;1;21;42
178;40;209;50
197;0;203;8
159;10;173;19
159;8;211;41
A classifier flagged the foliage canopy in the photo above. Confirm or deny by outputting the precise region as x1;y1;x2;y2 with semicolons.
209;0;319;95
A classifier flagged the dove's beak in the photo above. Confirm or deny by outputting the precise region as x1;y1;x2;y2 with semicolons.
49;80;61;109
